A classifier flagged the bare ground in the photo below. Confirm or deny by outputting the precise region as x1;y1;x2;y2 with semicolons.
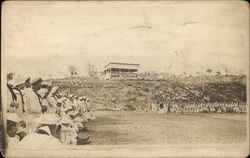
79;110;247;145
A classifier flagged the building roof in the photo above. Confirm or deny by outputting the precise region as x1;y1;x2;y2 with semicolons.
104;62;140;71
104;62;140;69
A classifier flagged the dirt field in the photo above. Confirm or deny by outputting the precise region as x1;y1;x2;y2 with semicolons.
79;110;247;145
7;111;248;158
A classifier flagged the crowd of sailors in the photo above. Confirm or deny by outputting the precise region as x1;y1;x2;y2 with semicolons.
6;72;95;149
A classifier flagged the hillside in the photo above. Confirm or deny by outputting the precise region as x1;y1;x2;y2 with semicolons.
52;75;247;110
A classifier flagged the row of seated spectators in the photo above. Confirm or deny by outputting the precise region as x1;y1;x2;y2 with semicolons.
102;72;168;81
146;101;247;114
70;80;119;88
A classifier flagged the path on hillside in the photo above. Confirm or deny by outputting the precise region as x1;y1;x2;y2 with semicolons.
79;110;247;145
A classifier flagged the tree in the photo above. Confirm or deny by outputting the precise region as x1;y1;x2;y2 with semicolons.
225;68;228;74
68;65;77;77
206;69;212;75
87;62;97;78
216;71;221;76
68;65;78;86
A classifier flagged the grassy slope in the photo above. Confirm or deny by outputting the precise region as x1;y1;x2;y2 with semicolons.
52;75;247;110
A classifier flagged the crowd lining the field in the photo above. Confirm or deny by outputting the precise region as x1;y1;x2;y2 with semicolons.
140;102;247;114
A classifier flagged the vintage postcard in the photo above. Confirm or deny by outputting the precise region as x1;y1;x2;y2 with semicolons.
1;0;249;157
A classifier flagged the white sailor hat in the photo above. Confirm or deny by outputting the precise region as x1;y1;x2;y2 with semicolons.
13;78;24;86
64;105;72;111
14;77;31;88
6;113;20;123
31;78;43;86
57;98;64;104
38;126;51;135
42;80;52;86
61;97;67;102
34;114;60;125
61;117;74;125
51;86;59;93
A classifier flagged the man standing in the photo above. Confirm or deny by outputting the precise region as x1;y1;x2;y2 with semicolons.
12;78;32;120
180;103;185;115
151;102;156;112
159;102;164;114
24;78;44;133
25;78;43;114
42;85;58;114
6;73;19;113
167;103;171;114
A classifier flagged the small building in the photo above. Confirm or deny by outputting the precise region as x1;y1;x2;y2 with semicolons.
103;62;139;80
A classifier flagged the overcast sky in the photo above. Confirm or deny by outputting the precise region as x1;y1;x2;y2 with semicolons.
2;1;249;79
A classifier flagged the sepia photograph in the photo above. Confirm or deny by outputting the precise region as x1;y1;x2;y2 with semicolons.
1;1;249;157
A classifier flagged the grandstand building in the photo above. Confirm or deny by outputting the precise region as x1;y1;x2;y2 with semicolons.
103;62;139;80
